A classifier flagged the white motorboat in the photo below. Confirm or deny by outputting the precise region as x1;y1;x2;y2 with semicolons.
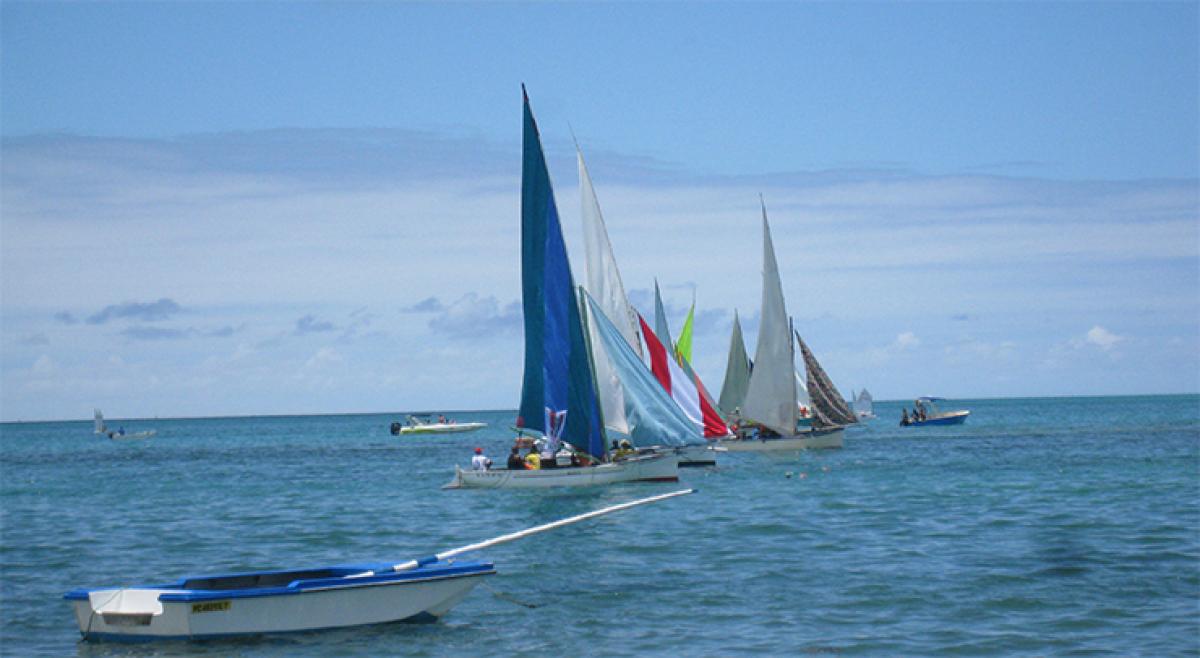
392;415;487;435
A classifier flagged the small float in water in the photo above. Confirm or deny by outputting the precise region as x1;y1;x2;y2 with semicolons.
65;489;694;641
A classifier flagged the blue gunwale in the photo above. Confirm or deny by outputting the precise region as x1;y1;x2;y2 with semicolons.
65;559;494;603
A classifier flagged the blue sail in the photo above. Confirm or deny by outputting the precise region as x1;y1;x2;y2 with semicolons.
516;89;605;459
584;292;702;447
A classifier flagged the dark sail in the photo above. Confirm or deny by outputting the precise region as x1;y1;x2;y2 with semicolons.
795;331;858;428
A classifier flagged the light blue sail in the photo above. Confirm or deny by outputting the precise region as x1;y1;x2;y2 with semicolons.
584;292;702;447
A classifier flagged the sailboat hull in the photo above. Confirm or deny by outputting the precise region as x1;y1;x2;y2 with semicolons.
445;452;679;489
678;444;718;467
718;428;843;452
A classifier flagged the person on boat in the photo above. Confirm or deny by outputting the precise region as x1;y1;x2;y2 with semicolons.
117;427;125;436
900;408;910;426
471;447;492;471
506;446;524;470
524;448;541;470
438;415;447;424
613;439;636;460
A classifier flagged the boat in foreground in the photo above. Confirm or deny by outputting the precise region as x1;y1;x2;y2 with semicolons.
67;560;493;641
66;489;694;641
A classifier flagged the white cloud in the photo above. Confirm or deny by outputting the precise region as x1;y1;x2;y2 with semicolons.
892;332;920;351
1083;325;1125;351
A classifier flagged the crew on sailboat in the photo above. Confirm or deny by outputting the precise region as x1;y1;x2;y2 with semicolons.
471;447;492;471
506;446;524;470
524;449;541;470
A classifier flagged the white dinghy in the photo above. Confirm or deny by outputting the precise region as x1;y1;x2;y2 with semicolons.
66;489;694;641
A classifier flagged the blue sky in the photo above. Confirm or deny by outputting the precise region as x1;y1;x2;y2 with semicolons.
2;2;1197;421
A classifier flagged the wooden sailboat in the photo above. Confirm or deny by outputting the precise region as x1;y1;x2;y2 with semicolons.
448;89;687;489
719;202;853;452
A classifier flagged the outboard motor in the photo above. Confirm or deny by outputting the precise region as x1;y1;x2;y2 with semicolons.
389;422;402;435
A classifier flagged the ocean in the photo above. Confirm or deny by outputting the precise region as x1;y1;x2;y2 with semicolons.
1;395;1197;656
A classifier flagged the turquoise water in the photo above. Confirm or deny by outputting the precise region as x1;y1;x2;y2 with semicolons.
2;395;1197;656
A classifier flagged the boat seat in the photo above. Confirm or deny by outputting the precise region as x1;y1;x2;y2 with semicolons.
89;588;168;616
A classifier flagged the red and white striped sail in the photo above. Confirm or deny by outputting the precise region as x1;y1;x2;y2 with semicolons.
638;314;730;438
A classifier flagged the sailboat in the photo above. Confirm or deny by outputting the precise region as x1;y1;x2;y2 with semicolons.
94;409;156;441
578;149;721;467
447;90;689;489
852;389;876;419
719;203;852;452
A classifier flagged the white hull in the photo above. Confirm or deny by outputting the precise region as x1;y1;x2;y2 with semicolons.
678;444;718;467
103;430;157;441
445;452;679;489
399;422;486;434
719;428;844;452
70;568;490;640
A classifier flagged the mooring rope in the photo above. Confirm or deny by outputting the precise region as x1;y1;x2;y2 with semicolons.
479;581;540;609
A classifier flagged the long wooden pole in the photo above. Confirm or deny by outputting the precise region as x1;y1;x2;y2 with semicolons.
373;488;695;575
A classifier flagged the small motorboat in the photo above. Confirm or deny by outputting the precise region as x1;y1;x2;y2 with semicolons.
390;414;486;435
903;397;970;426
66;489;694;641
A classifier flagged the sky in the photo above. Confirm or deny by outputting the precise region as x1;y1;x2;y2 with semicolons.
1;1;1197;421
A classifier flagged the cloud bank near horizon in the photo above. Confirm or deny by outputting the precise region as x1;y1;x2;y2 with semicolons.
1;129;1196;420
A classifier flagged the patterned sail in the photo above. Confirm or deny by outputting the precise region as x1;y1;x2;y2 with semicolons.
742;204;798;435
718;311;752;415
584;293;702;447
796;331;859;428
516;89;605;459
640;314;730;438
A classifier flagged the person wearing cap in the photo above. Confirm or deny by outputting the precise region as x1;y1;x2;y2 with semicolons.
470;447;492;471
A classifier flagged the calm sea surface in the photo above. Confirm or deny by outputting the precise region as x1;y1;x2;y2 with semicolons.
2;395;1197;656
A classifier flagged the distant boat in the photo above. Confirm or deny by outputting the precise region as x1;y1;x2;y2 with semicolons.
65;489;693;641
390;415;486;435
719;202;856;452
449;89;692;488
903;397;970;426
93;409;156;441
852;389;877;419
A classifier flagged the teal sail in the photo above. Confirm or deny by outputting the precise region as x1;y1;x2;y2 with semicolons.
516;89;605;459
583;292;701;447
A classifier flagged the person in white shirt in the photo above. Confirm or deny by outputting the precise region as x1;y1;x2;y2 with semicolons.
471;447;492;471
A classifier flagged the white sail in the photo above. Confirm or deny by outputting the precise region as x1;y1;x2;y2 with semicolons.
579;150;642;358
578;149;639;435
741;204;797;434
93;409;105;434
